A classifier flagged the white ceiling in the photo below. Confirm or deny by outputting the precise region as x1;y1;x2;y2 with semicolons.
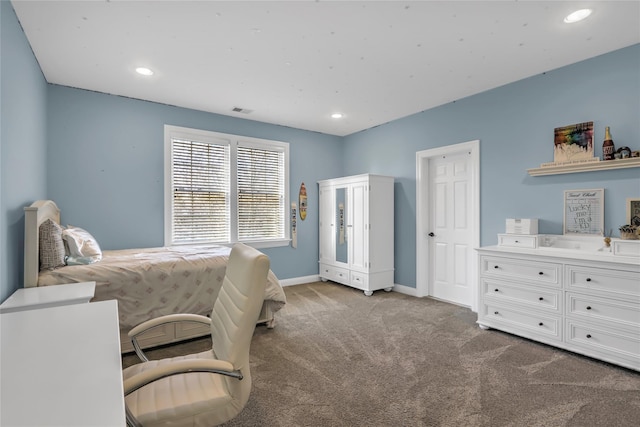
11;1;640;136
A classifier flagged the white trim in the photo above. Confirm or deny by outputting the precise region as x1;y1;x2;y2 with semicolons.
391;283;419;297
279;275;321;287
416;140;480;312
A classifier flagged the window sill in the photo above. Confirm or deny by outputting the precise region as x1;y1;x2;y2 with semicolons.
243;239;291;249
167;239;291;250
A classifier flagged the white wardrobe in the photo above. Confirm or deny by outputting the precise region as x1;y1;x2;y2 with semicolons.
318;174;394;296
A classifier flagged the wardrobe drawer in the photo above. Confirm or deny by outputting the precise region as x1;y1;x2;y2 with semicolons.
483;303;561;341
350;271;368;288
481;256;561;286
482;279;561;312
566;292;640;328
566;319;640;362
319;264;349;284
565;265;640;297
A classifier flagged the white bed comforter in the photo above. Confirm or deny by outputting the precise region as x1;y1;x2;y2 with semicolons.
38;245;286;330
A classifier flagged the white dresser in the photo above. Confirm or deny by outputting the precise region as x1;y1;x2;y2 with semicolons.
477;235;640;371
318;174;394;296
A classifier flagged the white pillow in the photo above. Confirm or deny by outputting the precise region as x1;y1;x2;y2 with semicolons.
62;225;102;264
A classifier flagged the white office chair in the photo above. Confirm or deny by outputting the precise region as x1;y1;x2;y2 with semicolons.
122;243;269;427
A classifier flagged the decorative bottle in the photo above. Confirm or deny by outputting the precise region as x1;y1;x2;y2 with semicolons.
602;126;615;160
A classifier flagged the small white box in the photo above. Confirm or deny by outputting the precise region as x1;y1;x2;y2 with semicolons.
506;218;538;235
613;239;640;258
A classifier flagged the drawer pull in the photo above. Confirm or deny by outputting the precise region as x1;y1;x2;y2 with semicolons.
538;297;544;301
586;278;592;282
515;240;519;243
538;322;544;326
586;306;592;310
538;272;543;275
586;334;592;339
494;288;499;292
494;311;499;315
494;265;499;269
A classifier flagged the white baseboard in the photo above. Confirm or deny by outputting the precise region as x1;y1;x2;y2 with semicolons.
390;283;419;297
279;275;321;287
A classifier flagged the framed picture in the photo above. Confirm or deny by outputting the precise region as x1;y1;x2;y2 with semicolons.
626;198;640;228
553;122;594;164
563;188;604;235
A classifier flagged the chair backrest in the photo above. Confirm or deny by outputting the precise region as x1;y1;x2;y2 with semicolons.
210;243;269;368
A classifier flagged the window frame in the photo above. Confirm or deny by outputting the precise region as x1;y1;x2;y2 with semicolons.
164;125;290;249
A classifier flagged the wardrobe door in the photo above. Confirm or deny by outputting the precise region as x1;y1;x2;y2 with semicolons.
349;180;368;272
318;184;335;264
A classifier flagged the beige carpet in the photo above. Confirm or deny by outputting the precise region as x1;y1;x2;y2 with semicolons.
123;281;640;426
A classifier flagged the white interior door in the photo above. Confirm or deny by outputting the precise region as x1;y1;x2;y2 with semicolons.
416;140;479;310
429;151;473;306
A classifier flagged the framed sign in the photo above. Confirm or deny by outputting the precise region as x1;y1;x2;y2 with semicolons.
563;188;604;235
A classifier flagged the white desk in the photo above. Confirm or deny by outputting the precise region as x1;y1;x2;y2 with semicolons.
0;282;96;313
1;300;126;426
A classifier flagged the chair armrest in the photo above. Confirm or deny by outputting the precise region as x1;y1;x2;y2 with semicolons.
128;314;211;362
123;359;240;396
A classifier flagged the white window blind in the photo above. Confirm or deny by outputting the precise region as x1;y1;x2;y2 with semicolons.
165;125;289;247
171;138;230;244
237;145;285;240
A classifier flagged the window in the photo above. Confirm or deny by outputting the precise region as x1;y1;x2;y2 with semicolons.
165;125;289;248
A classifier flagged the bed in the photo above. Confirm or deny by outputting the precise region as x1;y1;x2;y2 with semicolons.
24;200;286;353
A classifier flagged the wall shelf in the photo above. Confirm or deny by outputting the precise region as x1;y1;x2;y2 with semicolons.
527;157;640;176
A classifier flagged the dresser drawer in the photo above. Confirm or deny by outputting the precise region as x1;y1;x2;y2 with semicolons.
565;265;640;297
482;303;561;341
566;319;640;364
498;234;538;249
481;256;561;286
482;279;561;312
566;292;640;328
319;264;349;284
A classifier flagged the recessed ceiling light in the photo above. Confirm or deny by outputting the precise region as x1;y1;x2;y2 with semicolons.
564;9;592;24
135;67;154;76
331;113;343;119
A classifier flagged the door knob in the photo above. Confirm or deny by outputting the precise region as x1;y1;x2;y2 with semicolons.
428;232;435;237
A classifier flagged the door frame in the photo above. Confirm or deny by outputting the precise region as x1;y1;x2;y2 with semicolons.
416;140;480;311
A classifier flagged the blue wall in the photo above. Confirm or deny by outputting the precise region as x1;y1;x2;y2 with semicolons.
343;45;640;287
1;0;638;301
45;86;343;281
0;1;49;301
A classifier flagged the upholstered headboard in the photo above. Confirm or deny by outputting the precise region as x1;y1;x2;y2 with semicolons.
24;200;61;288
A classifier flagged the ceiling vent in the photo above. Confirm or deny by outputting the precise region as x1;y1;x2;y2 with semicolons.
231;107;253;114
